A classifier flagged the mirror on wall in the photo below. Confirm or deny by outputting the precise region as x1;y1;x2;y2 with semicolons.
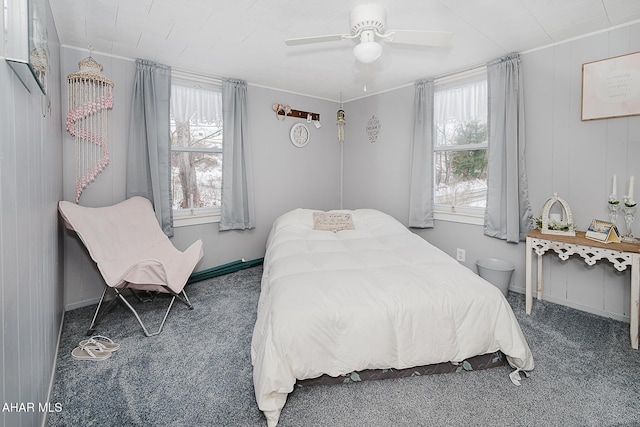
4;0;48;94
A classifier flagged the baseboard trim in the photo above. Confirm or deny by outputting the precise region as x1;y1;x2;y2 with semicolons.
64;259;265;310
510;285;630;324
65;297;103;311
188;258;263;284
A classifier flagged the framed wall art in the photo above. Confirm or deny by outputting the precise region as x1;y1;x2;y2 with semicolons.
4;0;49;95
581;51;640;121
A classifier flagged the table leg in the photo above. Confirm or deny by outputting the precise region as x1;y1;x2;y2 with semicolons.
536;251;543;300
631;254;639;350
526;237;532;314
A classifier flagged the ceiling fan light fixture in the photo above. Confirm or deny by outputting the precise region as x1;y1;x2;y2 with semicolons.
353;41;382;64
285;4;454;68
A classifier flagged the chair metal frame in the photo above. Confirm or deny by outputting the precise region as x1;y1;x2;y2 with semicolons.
88;284;194;337
59;196;203;338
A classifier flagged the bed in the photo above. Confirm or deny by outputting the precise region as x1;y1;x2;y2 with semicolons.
251;208;534;426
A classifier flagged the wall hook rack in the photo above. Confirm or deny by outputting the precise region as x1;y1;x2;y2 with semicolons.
272;103;320;122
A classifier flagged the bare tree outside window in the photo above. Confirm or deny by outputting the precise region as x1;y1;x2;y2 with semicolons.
170;83;223;213
433;76;488;209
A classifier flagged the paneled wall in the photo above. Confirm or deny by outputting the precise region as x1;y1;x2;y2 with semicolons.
171;85;343;272
342;85;415;220
1;6;636;427
0;2;64;427
59;49;342;309
522;24;640;320
343;22;640;323
60;49;136;310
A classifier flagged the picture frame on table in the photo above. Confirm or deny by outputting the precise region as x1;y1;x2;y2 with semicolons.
585;219;620;243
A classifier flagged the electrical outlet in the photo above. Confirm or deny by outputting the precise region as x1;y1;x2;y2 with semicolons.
456;248;466;262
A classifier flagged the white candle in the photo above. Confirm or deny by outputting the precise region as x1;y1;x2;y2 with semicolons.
629;176;635;201
612;175;617;199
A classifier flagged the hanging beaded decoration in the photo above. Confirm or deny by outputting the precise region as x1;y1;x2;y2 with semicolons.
66;56;114;203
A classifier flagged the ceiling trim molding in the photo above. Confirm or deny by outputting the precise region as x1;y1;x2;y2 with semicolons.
58;18;640;103
247;82;339;103
521;19;640;55
60;44;135;62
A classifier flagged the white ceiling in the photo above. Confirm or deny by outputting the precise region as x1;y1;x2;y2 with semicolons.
49;0;640;101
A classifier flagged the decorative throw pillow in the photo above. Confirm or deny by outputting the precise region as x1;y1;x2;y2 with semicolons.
312;212;355;232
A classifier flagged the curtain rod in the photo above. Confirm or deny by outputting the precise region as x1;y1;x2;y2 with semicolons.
172;68;222;87
433;63;487;84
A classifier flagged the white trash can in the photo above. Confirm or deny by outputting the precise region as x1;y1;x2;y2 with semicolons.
476;258;514;297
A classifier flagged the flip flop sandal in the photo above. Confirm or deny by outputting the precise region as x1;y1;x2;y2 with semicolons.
71;345;112;361
79;335;120;352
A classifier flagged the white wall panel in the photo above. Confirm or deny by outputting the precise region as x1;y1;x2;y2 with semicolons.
522;25;640;321
59;54;342;308
342;85;414;220
0;1;64;426
342;22;640;324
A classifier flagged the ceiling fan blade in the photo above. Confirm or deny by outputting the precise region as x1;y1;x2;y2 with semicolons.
386;30;452;47
285;34;349;46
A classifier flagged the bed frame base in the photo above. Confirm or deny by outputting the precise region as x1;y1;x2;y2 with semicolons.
296;351;505;387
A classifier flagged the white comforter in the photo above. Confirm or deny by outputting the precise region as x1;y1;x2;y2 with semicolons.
251;209;534;426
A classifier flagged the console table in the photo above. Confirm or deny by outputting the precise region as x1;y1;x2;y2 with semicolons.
525;229;640;349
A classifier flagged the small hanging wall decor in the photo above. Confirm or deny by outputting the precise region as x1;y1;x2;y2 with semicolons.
366;115;381;143
66;55;114;203
337;93;345;143
337;108;345;142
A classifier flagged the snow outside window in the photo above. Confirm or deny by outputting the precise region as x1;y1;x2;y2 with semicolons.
433;70;488;222
170;80;223;226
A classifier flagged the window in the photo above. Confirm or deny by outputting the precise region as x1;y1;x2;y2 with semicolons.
433;69;488;222
170;78;223;226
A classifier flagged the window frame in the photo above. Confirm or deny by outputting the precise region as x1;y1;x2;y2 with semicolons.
432;67;488;225
170;71;223;228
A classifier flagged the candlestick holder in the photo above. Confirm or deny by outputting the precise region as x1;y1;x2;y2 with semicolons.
608;202;619;226
622;205;638;243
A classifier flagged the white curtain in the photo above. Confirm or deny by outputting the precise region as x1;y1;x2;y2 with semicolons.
484;53;532;242
170;84;222;125
408;79;435;228
219;78;255;231
434;77;487;144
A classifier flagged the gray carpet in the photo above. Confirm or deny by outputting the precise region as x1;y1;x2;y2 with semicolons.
46;266;640;427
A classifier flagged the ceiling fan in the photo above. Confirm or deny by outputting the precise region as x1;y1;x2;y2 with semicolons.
285;3;453;64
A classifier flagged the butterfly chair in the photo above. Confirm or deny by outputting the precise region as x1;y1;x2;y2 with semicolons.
59;196;204;337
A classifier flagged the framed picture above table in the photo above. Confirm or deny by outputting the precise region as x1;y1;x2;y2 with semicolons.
581;51;640;121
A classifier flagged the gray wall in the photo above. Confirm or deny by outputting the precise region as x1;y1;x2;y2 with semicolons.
522;24;640;320
60;50;136;310
61;22;640;321
1;1;64;427
343;23;640;323
342;85;415;220
1;9;638;427
60;49;342;308
171;85;342;269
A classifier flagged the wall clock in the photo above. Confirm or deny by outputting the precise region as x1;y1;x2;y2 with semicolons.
290;123;310;147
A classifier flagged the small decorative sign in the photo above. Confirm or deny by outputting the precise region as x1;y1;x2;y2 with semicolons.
366;115;381;143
